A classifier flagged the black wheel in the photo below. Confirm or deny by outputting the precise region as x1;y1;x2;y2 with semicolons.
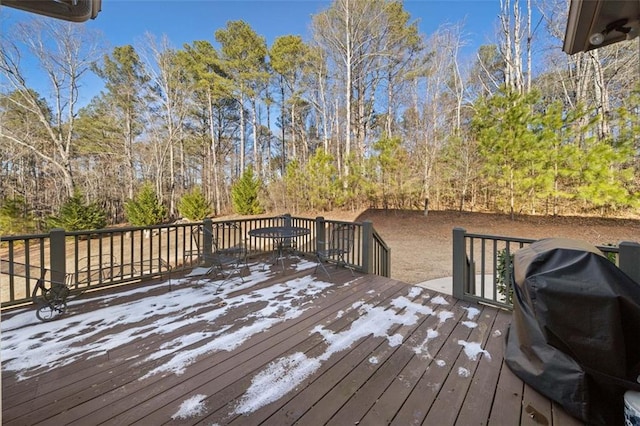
36;300;67;322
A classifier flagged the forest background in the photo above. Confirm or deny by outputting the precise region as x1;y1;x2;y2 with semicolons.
1;0;639;234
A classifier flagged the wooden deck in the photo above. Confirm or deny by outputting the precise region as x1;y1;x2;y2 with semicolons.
1;259;584;425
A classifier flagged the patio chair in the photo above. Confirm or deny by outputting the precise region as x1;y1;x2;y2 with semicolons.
185;224;248;293
314;223;356;278
276;214;298;253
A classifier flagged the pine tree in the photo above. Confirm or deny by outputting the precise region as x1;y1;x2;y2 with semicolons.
473;88;542;217
0;196;36;235
124;183;167;226
231;167;263;215
307;149;339;211
178;188;212;221
47;192;107;231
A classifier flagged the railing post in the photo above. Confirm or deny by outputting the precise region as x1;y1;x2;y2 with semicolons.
452;227;467;300
315;216;326;256
203;218;214;262
619;241;640;284
362;220;374;274
50;228;66;284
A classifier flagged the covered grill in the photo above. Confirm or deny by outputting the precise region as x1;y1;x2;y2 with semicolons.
505;238;640;424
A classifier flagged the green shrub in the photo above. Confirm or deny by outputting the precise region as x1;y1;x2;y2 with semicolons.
496;248;514;303
47;192;107;231
0;196;36;235
231;167;264;215
178;187;212;221
602;243;618;264
124;183;167;226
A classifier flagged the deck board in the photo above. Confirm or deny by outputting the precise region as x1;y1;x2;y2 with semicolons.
136;275;409;426
294;293;435;425
1;261;584;425
422;304;496;425
362;297;465;425
389;299;478;425
333;295;467;424
488;358;525;426
454;309;512;425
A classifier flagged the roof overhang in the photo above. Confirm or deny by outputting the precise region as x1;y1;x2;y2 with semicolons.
563;0;640;54
1;0;101;22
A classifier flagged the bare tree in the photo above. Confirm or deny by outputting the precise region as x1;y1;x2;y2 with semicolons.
498;0;533;94
539;0;637;140
409;23;467;214
312;0;416;182
138;34;192;217
0;18;103;198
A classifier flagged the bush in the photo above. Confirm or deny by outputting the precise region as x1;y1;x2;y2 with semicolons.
0;196;36;235
496;248;514;303
178;187;212;221
124;183;167;226
602;243;618;264
47;192;107;231
231;167;264;215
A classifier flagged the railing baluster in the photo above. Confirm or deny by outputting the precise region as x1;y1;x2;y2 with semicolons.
24;239;30;299
480;238;486;300
9;241;16;301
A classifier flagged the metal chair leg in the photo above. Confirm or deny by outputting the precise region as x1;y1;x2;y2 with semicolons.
315;256;332;278
337;255;355;276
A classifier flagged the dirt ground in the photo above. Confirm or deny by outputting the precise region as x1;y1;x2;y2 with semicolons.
330;209;640;284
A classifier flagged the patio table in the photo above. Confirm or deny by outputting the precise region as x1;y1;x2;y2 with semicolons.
249;226;311;270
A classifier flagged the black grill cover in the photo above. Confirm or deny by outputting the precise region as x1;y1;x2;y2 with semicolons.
504;238;640;425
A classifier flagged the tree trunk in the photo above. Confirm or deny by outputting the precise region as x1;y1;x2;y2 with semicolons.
239;91;246;176
208;89;221;215
590;50;611;139
344;0;352;183
280;76;286;173
251;98;260;176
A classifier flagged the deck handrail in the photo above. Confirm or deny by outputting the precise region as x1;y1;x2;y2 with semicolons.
0;214;391;308
452;227;640;310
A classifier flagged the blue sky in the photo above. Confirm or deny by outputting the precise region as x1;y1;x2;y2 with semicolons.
3;0;506;104
5;0;503;53
83;0;502;54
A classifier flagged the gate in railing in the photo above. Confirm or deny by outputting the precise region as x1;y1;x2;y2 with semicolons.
452;227;640;310
0;215;391;308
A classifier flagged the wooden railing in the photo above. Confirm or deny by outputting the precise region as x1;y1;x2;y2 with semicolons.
452;227;640;310
0;215;391;308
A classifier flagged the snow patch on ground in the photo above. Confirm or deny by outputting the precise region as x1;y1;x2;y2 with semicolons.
387;333;404;347
461;321;477;329
172;394;208;420
235;352;321;415
437;310;454;324
457;340;492;361
414;328;439;356
407;287;423;299
430;295;449;305
462;306;481;320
